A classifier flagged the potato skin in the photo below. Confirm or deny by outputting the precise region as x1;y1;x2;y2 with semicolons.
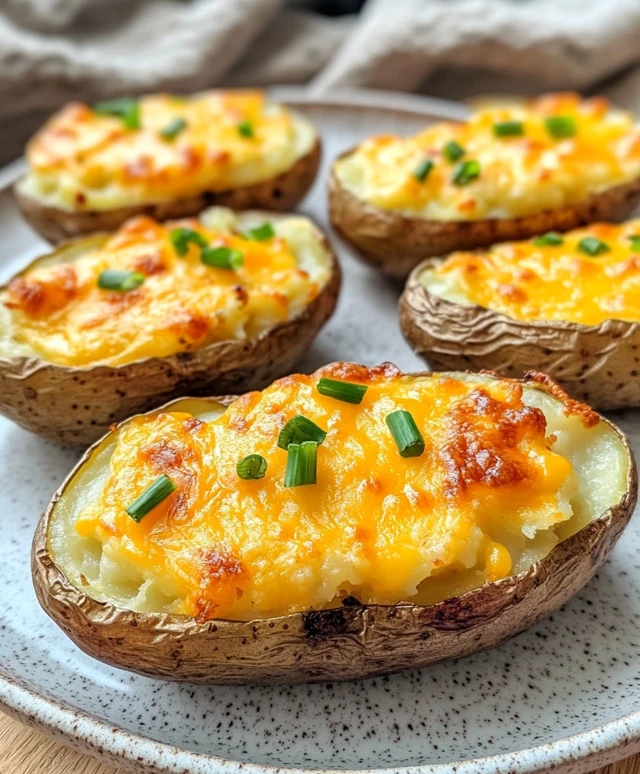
31;378;637;685
328;149;640;279
400;258;640;410
16;139;321;244
0;221;340;445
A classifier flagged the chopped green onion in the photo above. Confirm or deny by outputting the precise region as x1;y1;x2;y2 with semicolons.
413;158;434;182
533;232;564;247
97;269;145;292
160;117;188;141
170;227;208;256
628;235;640;252
126;475;176;522
284;441;318;487
544;115;576;139
94;97;140;130
385;410;425;458
317;377;367;405
248;222;275;241
201;245;244;270
277;415;327;450
237;454;267;480
452;159;481;186
238;120;254;138
578;236;610;256
443;140;465;163
493;120;524;137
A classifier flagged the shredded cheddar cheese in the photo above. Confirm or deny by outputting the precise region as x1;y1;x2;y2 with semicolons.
334;93;640;220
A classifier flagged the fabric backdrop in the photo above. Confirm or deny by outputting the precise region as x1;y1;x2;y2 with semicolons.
2;0;640;164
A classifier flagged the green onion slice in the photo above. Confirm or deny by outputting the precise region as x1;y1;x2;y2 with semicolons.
533;232;564;247
443;140;465;163
248;222;276;241
277;415;327;450
94;97;141;130
97;269;145;292
544;115;576;139
284;441;318;487
452;159;481;186
170;227;208;256
237;454;267;480
317;377;367;405
413;158;434;182
385;409;425;458
160;116;188;141
628;235;640;252
493;120;524;137
577;236;610;256
126;475;176;522
237;120;254;138
201;245;244;270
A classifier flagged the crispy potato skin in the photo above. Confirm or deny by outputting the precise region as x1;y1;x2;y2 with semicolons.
31;379;636;685
328;149;640;279
0;222;340;445
400;258;640;410
15;139;321;244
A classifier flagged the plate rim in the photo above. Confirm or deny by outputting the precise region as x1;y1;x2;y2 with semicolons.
1;85;638;774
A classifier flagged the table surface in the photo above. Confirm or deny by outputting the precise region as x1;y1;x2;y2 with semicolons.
0;711;638;774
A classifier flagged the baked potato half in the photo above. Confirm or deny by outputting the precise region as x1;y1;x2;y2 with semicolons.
329;93;640;278
16;90;320;243
400;220;640;410
32;363;636;684
0;207;339;445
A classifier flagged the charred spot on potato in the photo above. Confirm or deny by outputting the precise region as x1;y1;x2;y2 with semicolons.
303;608;352;638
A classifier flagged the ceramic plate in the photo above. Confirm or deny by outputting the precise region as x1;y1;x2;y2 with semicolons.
0;87;638;774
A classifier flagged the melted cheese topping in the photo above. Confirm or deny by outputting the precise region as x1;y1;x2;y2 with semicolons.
0;208;330;367
49;364;608;621
18;90;316;211
421;219;640;325
334;93;640;221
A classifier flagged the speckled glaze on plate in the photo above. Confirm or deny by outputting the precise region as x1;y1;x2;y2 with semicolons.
0;87;638;774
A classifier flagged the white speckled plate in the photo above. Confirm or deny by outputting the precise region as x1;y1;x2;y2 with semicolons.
0;87;639;774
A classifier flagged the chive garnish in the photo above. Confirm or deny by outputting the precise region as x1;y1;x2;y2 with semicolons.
544;115;576;139
201;246;244;270
97;269;145;292
443;140;465;163
238;120;254;138
317;377;367;405
533;232;564;247
385;410;425;458
170;227;208;256
94;98;140;130
248;222;275;241
493;120;524;137
628;235;640;252
277;415;327;450
413;158;434;182
578;236;610;256
284;441;318;487
160;117;188;141
126;475;176;522
237;454;267;480
452;159;480;186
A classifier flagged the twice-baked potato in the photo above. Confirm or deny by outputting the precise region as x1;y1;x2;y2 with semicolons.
32;362;636;684
0;207;339;445
400;220;640;410
16;90;320;243
329;93;640;278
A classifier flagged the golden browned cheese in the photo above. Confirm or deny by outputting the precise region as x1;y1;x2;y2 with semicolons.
424;220;640;325
73;364;580;621
2;215;323;367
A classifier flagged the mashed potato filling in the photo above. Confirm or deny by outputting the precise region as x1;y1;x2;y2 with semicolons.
335;93;640;220
46;364;627;622
18;90;316;211
421;219;640;325
0;208;329;367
